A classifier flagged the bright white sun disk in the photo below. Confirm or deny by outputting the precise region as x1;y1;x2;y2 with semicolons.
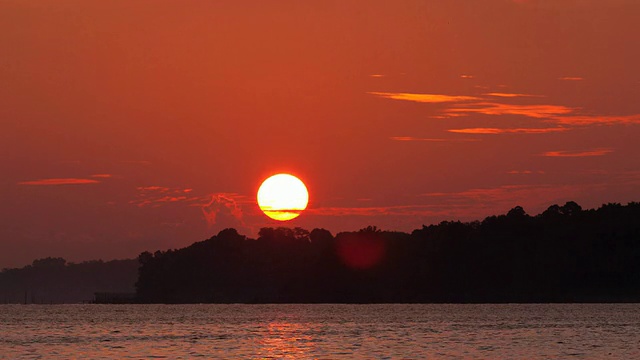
257;174;309;221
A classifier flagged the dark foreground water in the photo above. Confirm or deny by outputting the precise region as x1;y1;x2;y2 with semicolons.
1;304;639;359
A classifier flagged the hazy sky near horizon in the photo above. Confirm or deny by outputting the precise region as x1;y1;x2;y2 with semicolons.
1;0;639;268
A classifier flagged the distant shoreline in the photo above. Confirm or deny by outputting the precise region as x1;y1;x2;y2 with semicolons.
4;202;640;306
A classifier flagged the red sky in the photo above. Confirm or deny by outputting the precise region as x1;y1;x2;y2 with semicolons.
1;0;639;268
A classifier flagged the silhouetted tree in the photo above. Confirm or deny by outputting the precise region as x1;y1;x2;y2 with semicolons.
0;258;138;303
135;201;640;303
32;257;67;268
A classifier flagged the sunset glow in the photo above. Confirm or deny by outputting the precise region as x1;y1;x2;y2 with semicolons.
1;0;639;269
3;1;640;357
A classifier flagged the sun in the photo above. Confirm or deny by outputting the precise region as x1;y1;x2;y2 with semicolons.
257;174;309;221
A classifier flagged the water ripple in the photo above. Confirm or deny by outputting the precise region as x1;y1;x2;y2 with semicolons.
1;304;639;358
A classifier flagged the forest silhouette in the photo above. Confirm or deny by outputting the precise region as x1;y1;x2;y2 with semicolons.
136;201;640;303
0;258;137;303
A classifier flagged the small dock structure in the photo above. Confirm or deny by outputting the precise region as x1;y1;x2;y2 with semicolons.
93;292;137;304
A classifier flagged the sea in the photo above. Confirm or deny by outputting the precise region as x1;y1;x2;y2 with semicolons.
1;304;639;359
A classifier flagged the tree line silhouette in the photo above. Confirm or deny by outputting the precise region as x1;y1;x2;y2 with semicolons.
136;201;640;303
0;258;138;303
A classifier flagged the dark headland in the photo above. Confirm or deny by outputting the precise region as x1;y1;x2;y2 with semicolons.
2;201;639;304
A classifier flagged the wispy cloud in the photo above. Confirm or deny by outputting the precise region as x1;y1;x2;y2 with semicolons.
368;92;479;103
541;149;613;157
483;92;542;98
390;136;480;142
444;102;575;119
559;76;584;81
201;193;245;227
369;88;640;141
448;127;568;134
460;74;475;79
550;114;640;126
429;113;468;119
368;91;571;119
309;205;446;217
18;178;100;186
130;186;199;207
369;74;385;78
90;174;112;178
137;186;170;192
421;184;591;210
313;183;590;219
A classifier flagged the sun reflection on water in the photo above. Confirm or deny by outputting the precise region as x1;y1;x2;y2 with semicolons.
255;322;314;359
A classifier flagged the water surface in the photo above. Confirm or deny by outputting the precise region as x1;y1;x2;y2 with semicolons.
1;304;639;358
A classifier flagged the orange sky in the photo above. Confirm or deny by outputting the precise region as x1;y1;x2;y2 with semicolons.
2;0;639;267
